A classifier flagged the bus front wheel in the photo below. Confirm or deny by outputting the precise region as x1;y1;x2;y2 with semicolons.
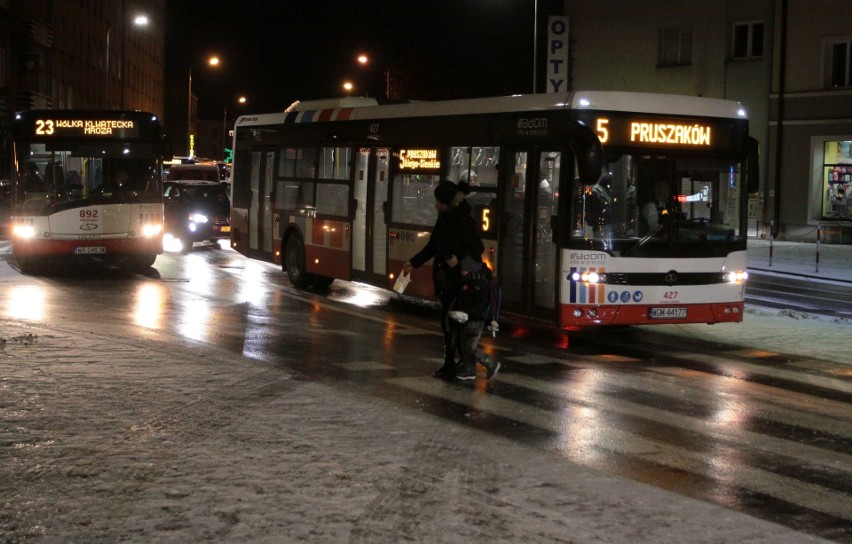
284;234;313;288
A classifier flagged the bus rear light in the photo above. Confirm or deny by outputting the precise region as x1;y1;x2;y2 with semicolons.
573;308;583;318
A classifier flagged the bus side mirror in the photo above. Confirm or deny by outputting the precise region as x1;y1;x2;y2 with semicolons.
747;137;760;194
572;123;605;184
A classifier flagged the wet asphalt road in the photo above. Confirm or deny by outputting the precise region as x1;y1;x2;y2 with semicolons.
1;243;850;542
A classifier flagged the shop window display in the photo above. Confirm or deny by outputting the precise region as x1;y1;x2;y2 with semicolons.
822;140;852;220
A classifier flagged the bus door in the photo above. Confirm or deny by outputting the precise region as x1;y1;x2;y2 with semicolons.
499;149;561;314
249;150;275;254
351;147;390;283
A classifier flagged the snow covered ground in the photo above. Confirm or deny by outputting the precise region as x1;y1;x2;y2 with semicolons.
1;318;837;543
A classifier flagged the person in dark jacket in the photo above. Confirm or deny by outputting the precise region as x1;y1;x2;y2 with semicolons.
403;181;483;379
446;253;501;381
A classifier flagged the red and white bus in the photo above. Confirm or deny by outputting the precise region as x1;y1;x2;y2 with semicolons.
229;92;758;327
8;110;164;273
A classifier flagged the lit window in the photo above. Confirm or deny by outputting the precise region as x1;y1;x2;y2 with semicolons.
658;27;692;66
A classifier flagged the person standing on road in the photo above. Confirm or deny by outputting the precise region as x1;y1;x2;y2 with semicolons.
446;253;501;382
402;181;483;379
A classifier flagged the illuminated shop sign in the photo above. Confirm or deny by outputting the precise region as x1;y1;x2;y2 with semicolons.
32;118;140;138
399;148;440;170
576;112;735;150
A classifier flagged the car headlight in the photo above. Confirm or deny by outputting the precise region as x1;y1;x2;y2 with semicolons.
189;213;208;223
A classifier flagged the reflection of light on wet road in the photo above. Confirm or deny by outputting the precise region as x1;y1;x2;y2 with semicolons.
133;283;166;329
7;286;45;321
178;298;211;341
334;282;389;308
552;369;608;464
236;259;271;307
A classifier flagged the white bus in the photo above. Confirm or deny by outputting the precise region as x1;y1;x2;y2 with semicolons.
8;110;164;273
229;92;758;327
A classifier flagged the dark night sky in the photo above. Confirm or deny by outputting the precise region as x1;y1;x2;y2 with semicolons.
165;0;564;118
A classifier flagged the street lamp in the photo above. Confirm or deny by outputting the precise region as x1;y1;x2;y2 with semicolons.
187;56;220;157
105;10;149;108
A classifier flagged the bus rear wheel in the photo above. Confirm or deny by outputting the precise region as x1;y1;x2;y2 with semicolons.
284;234;313;288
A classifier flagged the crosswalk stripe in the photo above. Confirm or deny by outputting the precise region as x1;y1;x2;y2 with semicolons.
669;351;852;394
573;366;852;440
388;375;852;522
498;372;852;469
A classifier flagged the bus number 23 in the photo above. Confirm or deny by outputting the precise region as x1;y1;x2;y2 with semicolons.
35;120;55;135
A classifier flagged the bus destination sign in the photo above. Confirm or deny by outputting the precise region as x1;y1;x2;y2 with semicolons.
33;118;140;138
576;112;736;151
398;149;440;171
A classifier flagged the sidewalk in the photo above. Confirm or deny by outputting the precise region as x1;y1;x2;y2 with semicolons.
747;238;852;284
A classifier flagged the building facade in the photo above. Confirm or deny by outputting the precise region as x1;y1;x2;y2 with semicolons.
0;0;165;121
563;0;851;242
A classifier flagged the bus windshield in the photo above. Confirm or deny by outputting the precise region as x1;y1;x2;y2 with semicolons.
571;153;746;256
16;141;162;212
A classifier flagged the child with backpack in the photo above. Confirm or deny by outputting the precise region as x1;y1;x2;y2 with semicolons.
447;254;501;382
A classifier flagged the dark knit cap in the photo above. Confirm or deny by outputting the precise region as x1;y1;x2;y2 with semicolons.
434;181;458;205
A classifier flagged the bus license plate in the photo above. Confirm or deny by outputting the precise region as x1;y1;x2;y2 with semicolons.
75;246;106;255
648;307;687;319
220;225;231;233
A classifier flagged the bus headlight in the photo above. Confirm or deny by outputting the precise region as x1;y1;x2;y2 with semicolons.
142;223;163;237
571;271;606;284
12;224;36;239
722;270;748;283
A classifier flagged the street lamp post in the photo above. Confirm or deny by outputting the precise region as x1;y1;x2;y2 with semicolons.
355;53;392;99
223;96;246;161
187;56;220;157
105;6;148;109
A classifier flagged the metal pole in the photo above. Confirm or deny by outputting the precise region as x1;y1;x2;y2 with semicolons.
187;67;193;157
816;224;821;273
105;27;112;107
222;106;227;161
532;0;538;93
119;0;126;108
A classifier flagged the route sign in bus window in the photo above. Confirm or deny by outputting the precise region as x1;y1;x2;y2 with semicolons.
398;149;440;171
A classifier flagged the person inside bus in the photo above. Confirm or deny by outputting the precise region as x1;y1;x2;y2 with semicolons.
24;162;47;193
402;181;484;380
641;179;672;234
